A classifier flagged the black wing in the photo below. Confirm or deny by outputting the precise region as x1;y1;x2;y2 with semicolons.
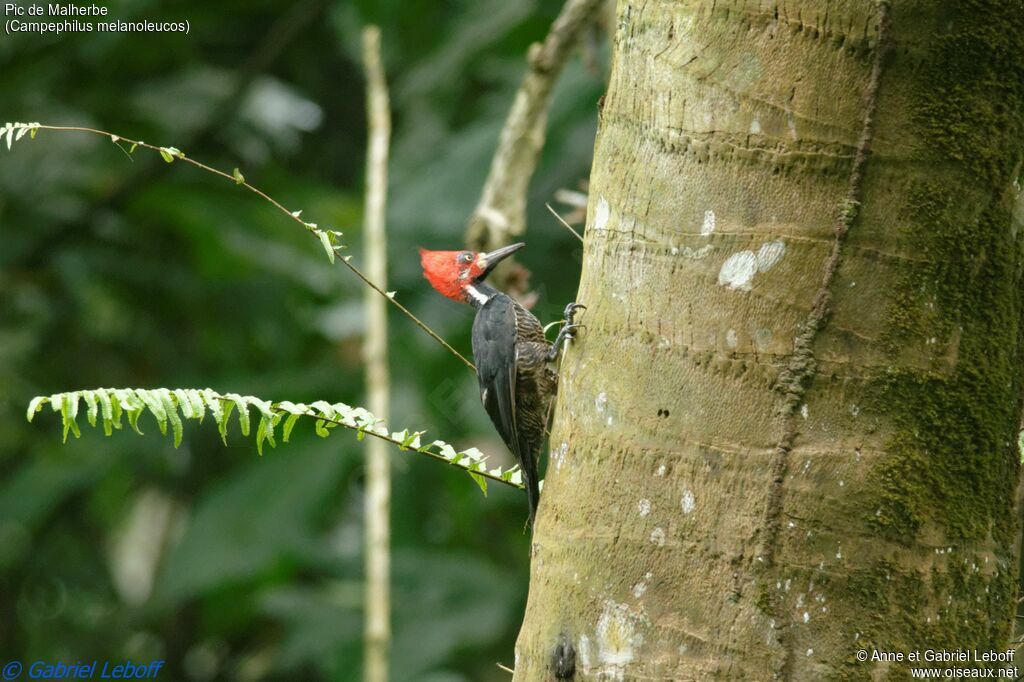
472;293;542;525
471;294;521;460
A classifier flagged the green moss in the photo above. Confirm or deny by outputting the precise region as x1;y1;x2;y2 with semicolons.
754;583;774;616
869;0;1024;547
913;1;1024;187
830;559;1010;680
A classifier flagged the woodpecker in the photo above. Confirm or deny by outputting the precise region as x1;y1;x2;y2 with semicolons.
419;242;583;527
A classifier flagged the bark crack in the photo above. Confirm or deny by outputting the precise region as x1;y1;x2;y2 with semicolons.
755;2;892;678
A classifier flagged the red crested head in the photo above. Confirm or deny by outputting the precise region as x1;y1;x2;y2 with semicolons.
419;242;525;304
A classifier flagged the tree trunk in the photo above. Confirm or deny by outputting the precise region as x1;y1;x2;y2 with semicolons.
515;1;1024;679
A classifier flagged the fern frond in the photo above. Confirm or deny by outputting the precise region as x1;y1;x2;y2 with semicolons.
27;388;524;492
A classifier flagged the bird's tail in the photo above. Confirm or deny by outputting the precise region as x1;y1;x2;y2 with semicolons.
523;466;540;530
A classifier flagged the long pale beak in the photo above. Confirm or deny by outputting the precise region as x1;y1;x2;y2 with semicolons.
479;242;525;279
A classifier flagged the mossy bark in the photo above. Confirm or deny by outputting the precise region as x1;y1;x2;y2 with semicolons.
514;1;1024;679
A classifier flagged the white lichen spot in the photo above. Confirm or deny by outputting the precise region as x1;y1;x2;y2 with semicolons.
784;579;791;592
596;601;640;677
719;241;786;291
806;648;814;657
756;240;786;271
638;499;651;517
681;490;696;514
595;391;608;413
755;328;773;351
850;404;860;417
726;329;738;348
671;244;713;259
553;441;569;471
656;464;666;477
595;196;610;231
701;209;716;236
803;612;810;623
578;634;593;669
787;521;795;528
749;118;762;135
800;404;809;419
632;580;648;599
836;548;843;560
718;251;758;290
650;527;666;546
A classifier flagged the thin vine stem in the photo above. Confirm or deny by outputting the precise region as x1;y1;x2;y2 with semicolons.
30;124;477;372
307;413;521;489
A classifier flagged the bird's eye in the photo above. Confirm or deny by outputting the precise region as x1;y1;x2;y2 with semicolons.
458;252;473;264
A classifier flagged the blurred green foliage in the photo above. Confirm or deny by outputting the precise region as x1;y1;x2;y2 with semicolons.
0;0;603;678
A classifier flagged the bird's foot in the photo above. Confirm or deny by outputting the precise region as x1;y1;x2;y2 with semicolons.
563;302;586;325
548;302;586;361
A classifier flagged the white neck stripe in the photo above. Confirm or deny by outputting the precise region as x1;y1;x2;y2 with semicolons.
465;283;490;305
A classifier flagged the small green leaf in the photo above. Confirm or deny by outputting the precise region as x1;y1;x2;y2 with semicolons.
399;430;422;450
138;389;168;436
159;389;183;448
26;396;46;422
282;412;302;443
174;389;194;419
468;471;487;496
220;400;236;445
203;389;224;430
232;167;245;185
186;389;206;423
159;148;174;163
255;416;267;456
97;389;114;435
311;401;336;419
125;407;143;435
318;230;335;264
83;390;99;427
60;393;81;443
129;142;137;153
225;394;250;437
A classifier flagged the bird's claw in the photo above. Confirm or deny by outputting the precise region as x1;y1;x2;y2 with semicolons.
564;302;586;325
562;323;585;341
